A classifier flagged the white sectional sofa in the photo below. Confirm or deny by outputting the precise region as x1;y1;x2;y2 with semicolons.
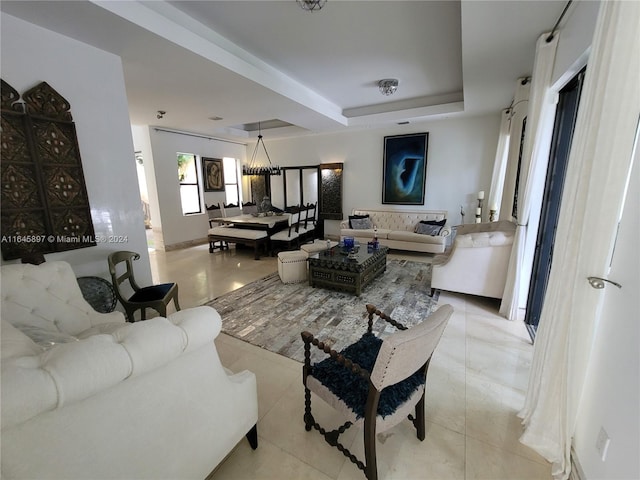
1;261;258;480
431;220;516;299
340;209;450;254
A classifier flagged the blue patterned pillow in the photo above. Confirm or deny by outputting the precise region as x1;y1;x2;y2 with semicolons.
414;223;442;235
350;217;373;230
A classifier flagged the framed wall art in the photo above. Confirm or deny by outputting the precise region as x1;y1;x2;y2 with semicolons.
203;157;224;192
382;132;429;205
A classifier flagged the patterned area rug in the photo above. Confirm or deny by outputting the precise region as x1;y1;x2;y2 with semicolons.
206;259;439;363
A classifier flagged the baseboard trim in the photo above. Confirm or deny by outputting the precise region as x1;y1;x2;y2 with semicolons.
164;237;208;251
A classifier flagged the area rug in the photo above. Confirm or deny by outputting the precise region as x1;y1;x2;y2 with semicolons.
206;259;439;363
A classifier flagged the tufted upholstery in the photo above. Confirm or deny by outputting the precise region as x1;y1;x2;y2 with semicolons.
1;261;124;336
340;209;449;254
1;261;259;479
431;221;516;299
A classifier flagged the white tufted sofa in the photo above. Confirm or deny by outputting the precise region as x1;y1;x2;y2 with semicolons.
431;221;516;299
340;209;450;254
1;261;258;480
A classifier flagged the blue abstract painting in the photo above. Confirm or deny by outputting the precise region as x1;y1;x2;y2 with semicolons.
382;133;428;205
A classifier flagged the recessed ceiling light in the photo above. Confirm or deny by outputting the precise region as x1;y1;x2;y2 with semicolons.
397;121;410;125
209;116;223;121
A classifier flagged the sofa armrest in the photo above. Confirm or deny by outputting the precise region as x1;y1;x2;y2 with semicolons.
439;226;451;237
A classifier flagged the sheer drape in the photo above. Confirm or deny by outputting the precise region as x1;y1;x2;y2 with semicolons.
500;33;559;320
488;109;511;220
519;2;640;478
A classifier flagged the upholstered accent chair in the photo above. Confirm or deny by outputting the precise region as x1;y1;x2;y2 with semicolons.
301;303;453;480
108;251;181;322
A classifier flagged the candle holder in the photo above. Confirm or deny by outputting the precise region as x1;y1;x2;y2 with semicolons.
490;209;497;222
460;205;465;224
476;191;485;223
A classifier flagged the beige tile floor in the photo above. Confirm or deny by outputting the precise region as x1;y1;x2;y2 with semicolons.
148;243;551;480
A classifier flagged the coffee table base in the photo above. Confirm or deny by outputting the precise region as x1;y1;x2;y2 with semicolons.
308;252;387;296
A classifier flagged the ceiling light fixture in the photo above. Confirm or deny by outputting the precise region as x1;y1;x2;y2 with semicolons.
156;110;166;119
242;122;281;176
296;0;327;12
378;79;399;96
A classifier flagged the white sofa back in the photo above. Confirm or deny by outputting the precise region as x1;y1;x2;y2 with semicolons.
349;209;447;232
1;261;124;336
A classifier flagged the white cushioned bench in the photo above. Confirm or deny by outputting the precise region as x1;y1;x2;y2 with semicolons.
208;226;268;260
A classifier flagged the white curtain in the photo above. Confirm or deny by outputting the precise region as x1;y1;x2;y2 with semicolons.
519;2;640;479
499;33;559;320
488;109;511;220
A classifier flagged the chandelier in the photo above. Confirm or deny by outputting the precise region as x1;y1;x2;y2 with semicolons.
378;79;399;96
296;0;327;12
242;123;281;176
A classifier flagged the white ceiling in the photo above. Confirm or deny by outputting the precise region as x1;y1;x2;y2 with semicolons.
1;0;567;141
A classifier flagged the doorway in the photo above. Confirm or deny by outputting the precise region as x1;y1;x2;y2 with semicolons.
525;68;586;340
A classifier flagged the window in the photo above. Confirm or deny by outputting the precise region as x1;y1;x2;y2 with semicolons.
223;157;241;205
177;153;201;215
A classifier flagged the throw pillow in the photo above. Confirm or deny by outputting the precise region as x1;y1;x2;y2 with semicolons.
415;223;443;236
350;217;373;230
348;214;370;229
418;218;446;227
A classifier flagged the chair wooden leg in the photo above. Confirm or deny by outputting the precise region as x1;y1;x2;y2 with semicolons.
363;421;378;480
173;290;181;311
363;389;380;480
246;424;258;450
414;393;426;441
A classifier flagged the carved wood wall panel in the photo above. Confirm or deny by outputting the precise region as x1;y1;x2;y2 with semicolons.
1;80;95;260
318;163;343;220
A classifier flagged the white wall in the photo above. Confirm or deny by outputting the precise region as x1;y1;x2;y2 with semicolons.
133;127;246;249
263;114;501;237
0;13;151;284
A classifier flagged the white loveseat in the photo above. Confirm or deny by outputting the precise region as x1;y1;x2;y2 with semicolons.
1;261;258;480
431;221;516;299
340;209;450;254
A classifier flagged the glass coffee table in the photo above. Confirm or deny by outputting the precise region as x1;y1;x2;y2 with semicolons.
308;246;388;296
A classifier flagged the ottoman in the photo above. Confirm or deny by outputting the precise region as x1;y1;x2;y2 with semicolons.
277;250;309;284
300;239;338;255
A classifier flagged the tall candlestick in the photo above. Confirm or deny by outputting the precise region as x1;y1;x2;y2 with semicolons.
478;190;485;200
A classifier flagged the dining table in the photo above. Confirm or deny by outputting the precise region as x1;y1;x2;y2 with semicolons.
217;213;291;235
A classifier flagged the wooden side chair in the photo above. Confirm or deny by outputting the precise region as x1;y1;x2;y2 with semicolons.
301;303;453;480
107;251;181;322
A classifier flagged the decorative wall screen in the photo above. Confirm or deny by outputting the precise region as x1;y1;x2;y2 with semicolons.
1;80;96;260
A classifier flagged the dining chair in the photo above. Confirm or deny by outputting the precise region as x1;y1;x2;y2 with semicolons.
223;203;242;217
301;303;453;480
206;203;229;251
242;201;258;215
269;205;301;253
299;202;317;243
107;251;181;322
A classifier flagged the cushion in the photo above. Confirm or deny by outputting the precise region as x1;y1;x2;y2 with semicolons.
311;333;424;419
16;324;79;350
130;283;175;303
350;217;373;230
417;219;446;228
348;214;370;229
414;223;442;235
